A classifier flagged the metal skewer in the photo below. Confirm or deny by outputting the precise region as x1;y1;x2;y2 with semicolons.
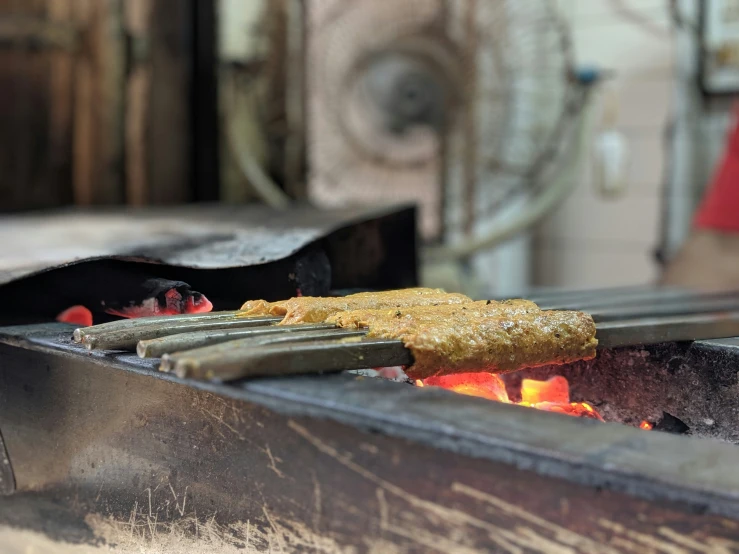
530;286;690;309
588;293;739;322
168;336;410;380
594;311;739;349
164;328;371;378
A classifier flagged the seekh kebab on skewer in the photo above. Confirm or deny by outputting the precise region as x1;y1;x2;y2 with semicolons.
74;287;597;380
158;298;597;381
239;287;473;324
72;288;469;349
327;300;598;379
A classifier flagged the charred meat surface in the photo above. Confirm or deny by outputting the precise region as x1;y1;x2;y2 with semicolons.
328;300;598;379
239;288;472;324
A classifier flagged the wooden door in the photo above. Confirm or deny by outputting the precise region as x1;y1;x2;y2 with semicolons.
0;0;208;211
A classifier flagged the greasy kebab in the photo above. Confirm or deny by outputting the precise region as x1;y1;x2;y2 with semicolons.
238;289;598;378
239;287;472;324
328;300;597;379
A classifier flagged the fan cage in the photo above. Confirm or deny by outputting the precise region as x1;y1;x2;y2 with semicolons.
306;0;579;239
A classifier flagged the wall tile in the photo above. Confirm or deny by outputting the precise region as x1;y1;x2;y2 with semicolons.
572;24;673;77
573;0;668;21
534;245;659;287
607;77;673;129
553;0;577;20
537;194;661;245
531;0;674;288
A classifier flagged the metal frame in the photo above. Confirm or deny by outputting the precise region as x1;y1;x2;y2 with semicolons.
2;323;739;550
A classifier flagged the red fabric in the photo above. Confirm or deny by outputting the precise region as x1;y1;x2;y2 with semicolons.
695;108;739;231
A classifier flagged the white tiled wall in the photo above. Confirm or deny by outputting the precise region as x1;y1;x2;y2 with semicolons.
533;0;675;288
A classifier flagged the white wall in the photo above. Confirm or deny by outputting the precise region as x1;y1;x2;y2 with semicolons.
534;0;674;288
219;0;265;61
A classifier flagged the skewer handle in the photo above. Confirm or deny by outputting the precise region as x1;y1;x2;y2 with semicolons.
169;337;411;380
82;317;281;351
73;310;243;342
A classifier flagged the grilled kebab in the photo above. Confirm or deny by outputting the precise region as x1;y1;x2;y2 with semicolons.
328;300;598;379
239;287;473;324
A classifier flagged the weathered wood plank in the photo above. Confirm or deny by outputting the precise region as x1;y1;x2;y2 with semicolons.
124;0;151;206
147;0;192;203
192;0;220;202
47;0;75;207
0;0;71;211
71;0;125;205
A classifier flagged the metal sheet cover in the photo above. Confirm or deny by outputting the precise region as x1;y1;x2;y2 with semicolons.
0;203;413;285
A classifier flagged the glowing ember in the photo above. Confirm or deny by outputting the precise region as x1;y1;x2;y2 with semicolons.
520;375;569;405
418;373;605;422
105;289;213;319
640;420;653;430
55;285;213;327
56;305;93;327
526;400;603;421
421;373;509;403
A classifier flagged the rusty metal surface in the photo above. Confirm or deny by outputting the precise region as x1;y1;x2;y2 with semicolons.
0;203;415;284
0;204;418;322
1;326;739;551
5;324;739;504
2;325;739;553
0;427;14;497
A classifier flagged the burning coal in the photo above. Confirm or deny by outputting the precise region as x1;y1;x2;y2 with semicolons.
417;373;605;421
56;277;212;326
56;305;94;327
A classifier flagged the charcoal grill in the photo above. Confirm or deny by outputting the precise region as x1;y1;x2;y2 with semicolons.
3;288;739;552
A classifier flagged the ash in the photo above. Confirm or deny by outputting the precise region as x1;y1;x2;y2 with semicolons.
504;342;739;444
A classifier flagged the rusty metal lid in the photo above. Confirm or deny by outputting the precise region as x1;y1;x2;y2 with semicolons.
0;203;413;286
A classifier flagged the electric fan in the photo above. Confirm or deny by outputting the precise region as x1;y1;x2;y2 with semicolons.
306;0;595;255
